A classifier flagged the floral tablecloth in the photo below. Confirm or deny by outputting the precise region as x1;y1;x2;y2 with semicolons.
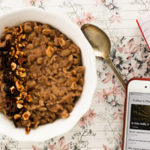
0;0;150;150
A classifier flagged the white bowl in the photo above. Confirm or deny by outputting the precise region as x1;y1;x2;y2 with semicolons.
0;8;97;142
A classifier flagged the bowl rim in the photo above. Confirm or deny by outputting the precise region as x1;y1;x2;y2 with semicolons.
0;7;97;142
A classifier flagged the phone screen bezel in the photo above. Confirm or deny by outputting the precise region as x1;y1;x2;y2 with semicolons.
122;78;150;150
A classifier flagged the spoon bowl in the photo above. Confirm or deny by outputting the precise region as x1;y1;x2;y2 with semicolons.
81;24;111;59
81;24;126;90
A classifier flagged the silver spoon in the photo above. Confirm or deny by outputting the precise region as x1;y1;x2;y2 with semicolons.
81;24;126;90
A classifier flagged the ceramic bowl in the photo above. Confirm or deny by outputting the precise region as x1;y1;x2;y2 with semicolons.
0;7;97;142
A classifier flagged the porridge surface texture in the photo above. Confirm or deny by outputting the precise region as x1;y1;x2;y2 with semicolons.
0;21;85;134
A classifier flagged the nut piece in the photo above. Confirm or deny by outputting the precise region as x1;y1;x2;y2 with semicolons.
15;50;24;57
46;46;54;58
18;57;26;65
15;80;24;92
25;126;30;135
17;103;23;109
26;95;32;102
14;114;21;120
16;100;23;104
9;47;16;57
10;86;16;94
15;96;21;101
11;62;17;71
20;92;27;99
16;68;26;78
22;111;31;120
19;34;26;41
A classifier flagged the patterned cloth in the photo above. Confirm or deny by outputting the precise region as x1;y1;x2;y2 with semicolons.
0;0;150;150
136;12;150;49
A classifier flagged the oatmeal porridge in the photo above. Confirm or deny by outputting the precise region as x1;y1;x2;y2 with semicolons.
0;21;85;134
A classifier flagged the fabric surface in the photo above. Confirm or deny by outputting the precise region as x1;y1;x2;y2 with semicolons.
0;0;150;150
137;12;150;50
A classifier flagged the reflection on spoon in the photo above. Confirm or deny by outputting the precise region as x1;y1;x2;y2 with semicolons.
81;24;126;90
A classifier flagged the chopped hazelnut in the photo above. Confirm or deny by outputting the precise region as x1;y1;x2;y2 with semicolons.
25;126;30;135
11;62;17;71
16;68;26;78
14;76;18;82
15;80;24;92
9;47;15;56
10;86;16;94
20;72;26;78
22;34;26;39
23;103;28;109
16;100;23;104
15;96;21;101
22;111;30;120
18;57;26;65
26;95;32;102
15;50;24;57
21;42;26;47
20;92;27;99
14;114;21;120
18;43;23;47
16;44;21;50
17;103;23;109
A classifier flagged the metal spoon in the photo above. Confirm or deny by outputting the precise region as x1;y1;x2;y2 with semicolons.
81;24;126;90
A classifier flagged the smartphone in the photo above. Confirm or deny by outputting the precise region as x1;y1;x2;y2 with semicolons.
122;78;150;150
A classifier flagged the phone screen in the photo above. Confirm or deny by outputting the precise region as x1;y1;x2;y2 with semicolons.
125;92;150;150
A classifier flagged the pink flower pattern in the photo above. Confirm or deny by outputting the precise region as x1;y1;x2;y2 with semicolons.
96;89;112;103
103;144;112;150
48;137;70;150
110;12;121;23
76;16;85;27
32;145;40;150
96;85;124;104
96;0;105;6
75;13;95;27
0;0;150;150
78;109;97;127
102;72;115;84
113;108;124;120
84;13;95;22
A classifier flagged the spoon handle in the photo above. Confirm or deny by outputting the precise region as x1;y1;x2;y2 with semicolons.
106;58;126;90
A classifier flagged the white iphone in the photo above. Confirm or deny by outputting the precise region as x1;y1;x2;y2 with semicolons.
122;78;150;150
